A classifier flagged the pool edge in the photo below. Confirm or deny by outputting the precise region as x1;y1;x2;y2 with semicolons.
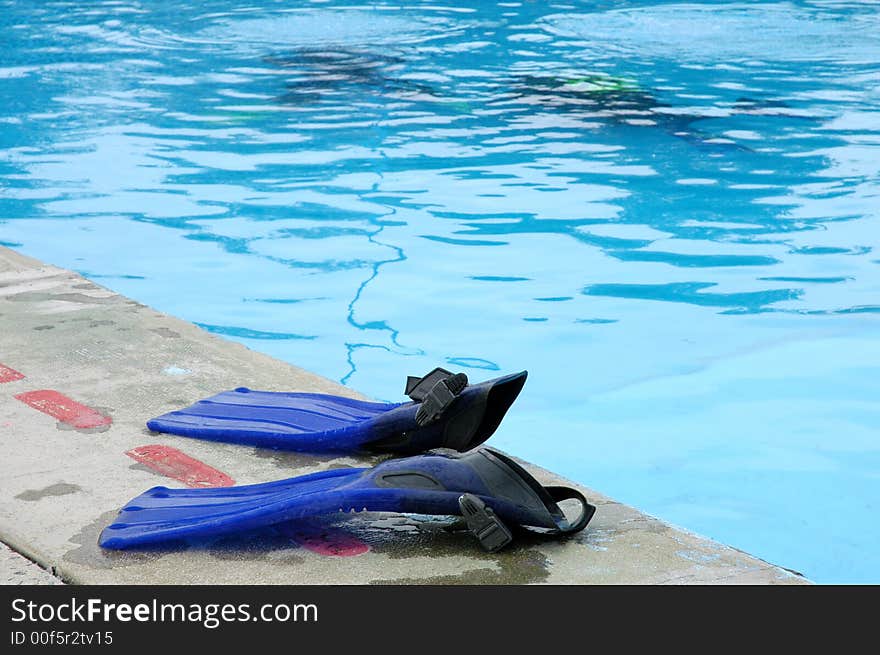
0;245;810;585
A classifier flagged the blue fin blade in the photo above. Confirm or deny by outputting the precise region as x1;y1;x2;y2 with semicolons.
146;388;405;451
99;467;369;548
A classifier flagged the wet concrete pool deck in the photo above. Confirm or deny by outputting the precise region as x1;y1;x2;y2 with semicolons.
0;246;808;584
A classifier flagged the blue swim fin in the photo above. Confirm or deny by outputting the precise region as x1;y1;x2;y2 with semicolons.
146;369;527;455
99;448;595;552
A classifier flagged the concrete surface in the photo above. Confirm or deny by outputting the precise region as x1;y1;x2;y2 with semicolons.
0;246;809;584
2;541;63;585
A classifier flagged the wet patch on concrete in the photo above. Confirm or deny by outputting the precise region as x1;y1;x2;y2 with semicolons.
151;327;181;339
63;511;182;570
15;482;82;502
378;544;550;585
251;447;341;471
279;519;370;557
611;514;674;537
72;522;306;566
675;549;722;565
330;513;551;584
207;528;306;564
577;524;617;552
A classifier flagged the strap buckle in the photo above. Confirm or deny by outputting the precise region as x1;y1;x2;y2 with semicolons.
458;493;513;552
405;368;468;426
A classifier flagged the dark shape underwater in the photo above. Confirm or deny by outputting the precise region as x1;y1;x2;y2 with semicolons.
264;47;437;105
498;75;808;150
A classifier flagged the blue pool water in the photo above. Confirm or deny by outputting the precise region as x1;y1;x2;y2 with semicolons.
2;0;879;583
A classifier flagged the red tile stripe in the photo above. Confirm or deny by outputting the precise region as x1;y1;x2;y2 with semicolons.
126;444;234;488
14;390;112;429
0;364;25;384
280;521;370;557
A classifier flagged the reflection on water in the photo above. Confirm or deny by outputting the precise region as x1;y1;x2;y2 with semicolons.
542;2;880;64
1;0;879;583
